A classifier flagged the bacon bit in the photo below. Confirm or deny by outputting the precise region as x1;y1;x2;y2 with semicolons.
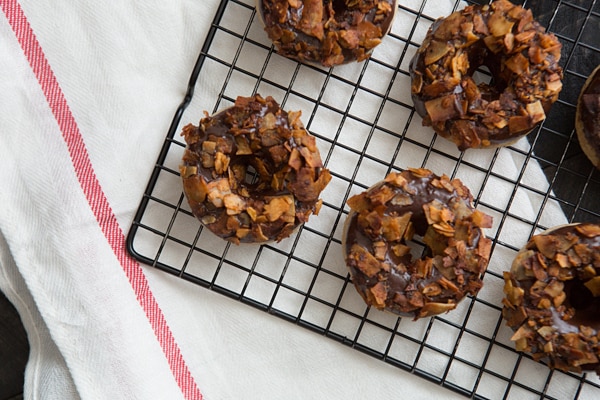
299;146;323;168
182;174;208;203
369;184;396;205
424;94;463;123
422;283;442;297
505;53;530;75
508;115;532;134
424;40;452;65
347;193;370;213
526;100;546;124
373;241;387;261
576;224;600;237
339;29;360;49
288;0;301;9
384;172;409;188
350;244;384;278
214;152;230;175
223;193;246;216
392;244;411;258
288;148;303;171
253;224;270;242
418;302;456;318
382;213;412;242
584;276;600;297
368;282;388;309
532;234;558;259
263;195;295;223
298;0;324;40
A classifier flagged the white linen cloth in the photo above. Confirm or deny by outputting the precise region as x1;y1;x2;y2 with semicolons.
0;0;573;399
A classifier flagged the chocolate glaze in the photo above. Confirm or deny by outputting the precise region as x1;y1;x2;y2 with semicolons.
345;182;456;303
511;225;600;332
409;0;563;150
260;0;397;67
187;98;283;189
503;223;600;373
180;94;331;244
576;65;600;168
343;169;492;319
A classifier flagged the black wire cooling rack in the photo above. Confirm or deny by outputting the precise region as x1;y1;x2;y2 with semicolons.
127;0;600;398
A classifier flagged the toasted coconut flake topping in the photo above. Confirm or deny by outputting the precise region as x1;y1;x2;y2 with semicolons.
344;169;492;319
180;94;330;244
502;223;600;375
410;0;563;150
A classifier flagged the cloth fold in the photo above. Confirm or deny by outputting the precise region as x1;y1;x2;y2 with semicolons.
0;0;575;399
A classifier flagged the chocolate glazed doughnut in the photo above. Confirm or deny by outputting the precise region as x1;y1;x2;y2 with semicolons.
179;94;331;244
342;168;493;319
410;0;563;150
502;223;600;375
258;0;397;67
576;65;600;169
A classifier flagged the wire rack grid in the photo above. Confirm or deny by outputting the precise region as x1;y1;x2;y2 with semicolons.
127;0;600;398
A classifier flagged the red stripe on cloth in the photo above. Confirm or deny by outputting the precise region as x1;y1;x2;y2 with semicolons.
1;1;203;398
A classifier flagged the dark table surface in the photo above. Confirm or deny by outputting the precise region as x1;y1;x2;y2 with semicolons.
0;291;27;400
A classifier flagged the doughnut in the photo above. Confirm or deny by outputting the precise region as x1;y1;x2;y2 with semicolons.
409;0;563;150
258;0;397;67
179;94;331;244
502;223;600;375
576;65;600;169
342;168;493;319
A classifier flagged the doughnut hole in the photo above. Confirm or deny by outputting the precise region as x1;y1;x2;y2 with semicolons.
230;157;272;191
242;164;260;186
564;279;600;331
460;43;508;103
